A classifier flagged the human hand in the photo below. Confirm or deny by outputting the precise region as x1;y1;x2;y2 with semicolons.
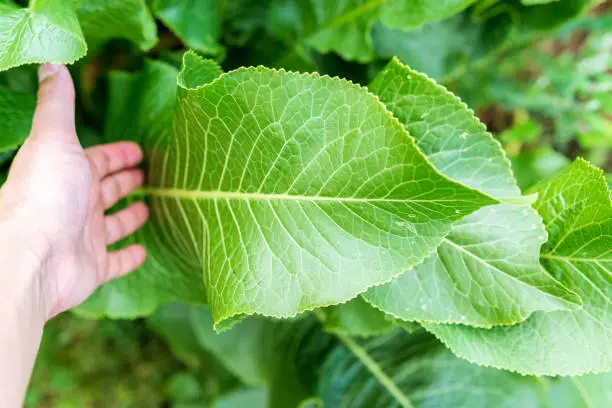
0;64;149;321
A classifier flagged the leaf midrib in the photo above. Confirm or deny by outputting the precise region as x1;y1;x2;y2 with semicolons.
142;187;472;203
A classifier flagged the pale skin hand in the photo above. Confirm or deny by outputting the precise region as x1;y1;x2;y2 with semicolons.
0;64;149;406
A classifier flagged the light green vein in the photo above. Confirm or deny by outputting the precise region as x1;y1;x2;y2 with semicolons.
142;187;478;203
336;332;415;408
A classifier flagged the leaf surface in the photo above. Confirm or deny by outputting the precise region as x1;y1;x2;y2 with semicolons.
153;0;222;54
78;58;214;318
322;297;395;337
76;0;157;52
546;371;612;408
364;58;580;327
0;0;86;71
425;159;612;375
317;329;546;408
191;307;334;407
145;55;495;329
0;85;35;164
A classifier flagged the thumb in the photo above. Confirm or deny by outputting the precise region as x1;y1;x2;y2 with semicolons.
30;64;78;142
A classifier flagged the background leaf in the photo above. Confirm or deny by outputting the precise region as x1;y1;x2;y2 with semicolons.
317;329;547;408
426;159;612;375
0;84;35;163
153;0;222;55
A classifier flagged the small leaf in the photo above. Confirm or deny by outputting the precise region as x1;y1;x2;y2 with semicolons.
322;297;395;337
153;0;222;55
0;0;86;71
425;159;612;375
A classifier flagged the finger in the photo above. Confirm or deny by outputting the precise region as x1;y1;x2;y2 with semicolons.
86;142;143;178
30;64;77;142
100;169;145;210
105;244;147;282
105;201;149;245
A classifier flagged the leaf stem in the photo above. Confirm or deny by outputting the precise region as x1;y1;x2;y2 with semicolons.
335;332;415;408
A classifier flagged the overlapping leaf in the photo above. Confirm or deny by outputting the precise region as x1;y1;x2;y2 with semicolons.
317;329;547;408
363;58;581;327
426;159;612;375
0;0;156;71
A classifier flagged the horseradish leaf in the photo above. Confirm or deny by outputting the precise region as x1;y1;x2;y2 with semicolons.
426;159;612;375
143;55;495;329
364;58;581;327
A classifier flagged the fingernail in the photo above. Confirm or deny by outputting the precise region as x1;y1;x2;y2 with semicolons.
38;63;61;83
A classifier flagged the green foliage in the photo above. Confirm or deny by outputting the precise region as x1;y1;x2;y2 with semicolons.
1;0;611;406
0;84;34;163
426;159;612;375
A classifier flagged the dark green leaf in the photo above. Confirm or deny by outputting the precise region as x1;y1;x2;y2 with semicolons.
317;329;547;407
153;0;222;55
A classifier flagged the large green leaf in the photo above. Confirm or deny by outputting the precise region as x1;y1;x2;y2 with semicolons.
364;58;581;327
76;0;158;52
0;84;35;164
190;306;274;386
269;0;479;62
142;54;496;329
147;302;208;367
0;0;86;71
153;0;222;55
317;329;546;408
426;159;612;375
191;308;335;407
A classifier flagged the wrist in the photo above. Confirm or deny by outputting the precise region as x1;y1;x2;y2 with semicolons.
0;199;51;325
